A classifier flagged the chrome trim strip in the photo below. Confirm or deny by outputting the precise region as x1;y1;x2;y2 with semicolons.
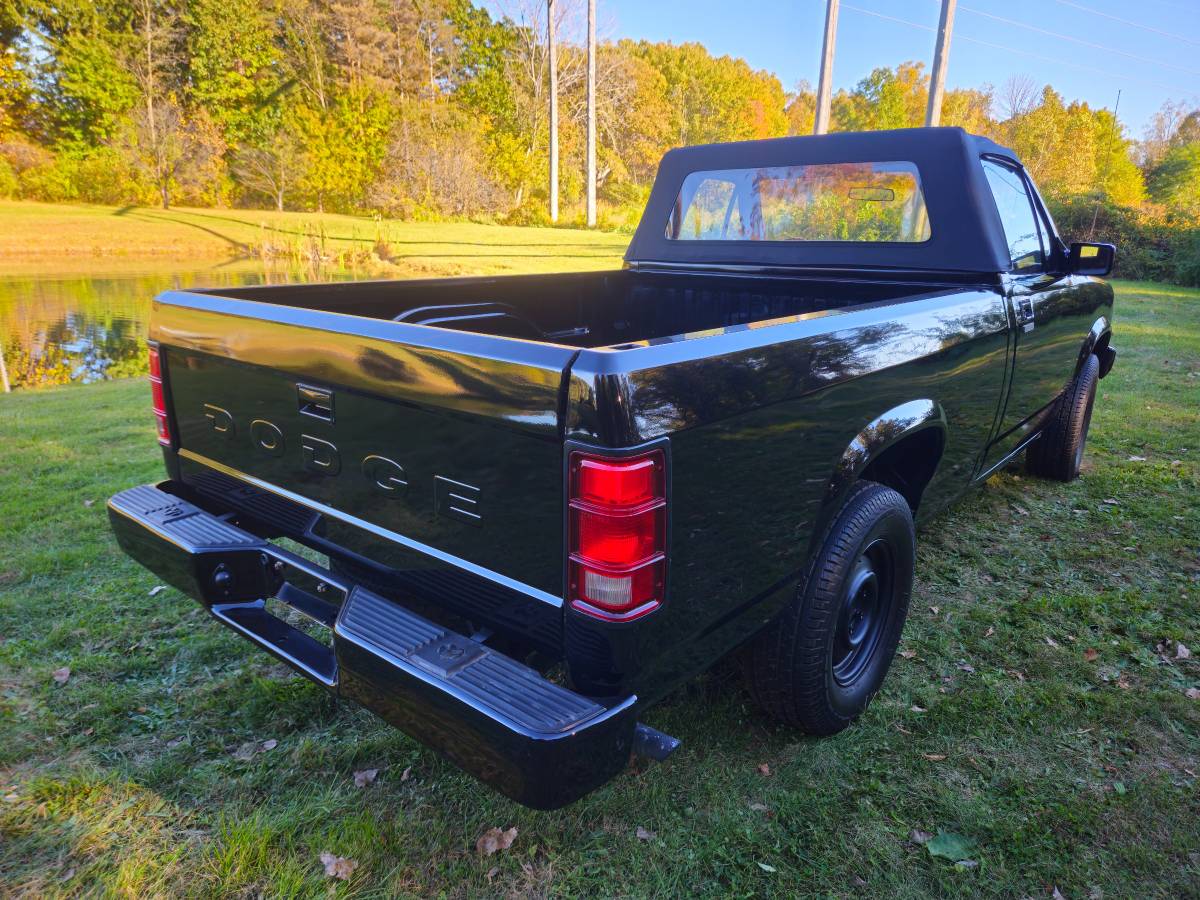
178;448;563;609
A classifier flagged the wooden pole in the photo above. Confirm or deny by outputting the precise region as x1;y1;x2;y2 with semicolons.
925;0;957;127
813;0;839;135
548;0;559;223
586;0;597;228
0;345;9;393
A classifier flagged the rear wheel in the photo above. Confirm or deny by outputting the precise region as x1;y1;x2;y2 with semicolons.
744;481;914;734
1027;353;1099;482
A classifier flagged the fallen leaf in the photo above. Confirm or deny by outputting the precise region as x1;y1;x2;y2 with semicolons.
910;705;927;713
81;727;94;736
756;862;776;873
260;739;277;752
353;768;378;788
165;736;184;748
929;606;940;615
401;766;412;782
486;866;500;882
232;742;257;761
900;650;917;659
984;627;995;638
757;763;771;776
1116;674;1133;690
1185;688;1200;700
60;866;76;881
1045;636;1060;648
749;803;770;812
1177;642;1191;660
1007;669;1026;681
83;499;95;507
52;667;71;685
1084;648;1099;662
956;662;975;674
635;826;656;841
476;826;518;856
910;829;934;844
1013;505;1029;516
148;585;167;597
319;851;358;880
955;859;979;870
925;831;978;862
1052;888;1066;900
922;753;947;762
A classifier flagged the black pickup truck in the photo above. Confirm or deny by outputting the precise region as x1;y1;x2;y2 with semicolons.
109;128;1116;808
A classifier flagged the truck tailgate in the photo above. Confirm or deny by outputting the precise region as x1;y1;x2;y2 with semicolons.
152;290;576;599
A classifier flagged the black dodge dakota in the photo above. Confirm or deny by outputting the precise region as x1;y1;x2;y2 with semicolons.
108;128;1117;808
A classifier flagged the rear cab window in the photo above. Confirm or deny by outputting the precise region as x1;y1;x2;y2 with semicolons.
666;162;932;244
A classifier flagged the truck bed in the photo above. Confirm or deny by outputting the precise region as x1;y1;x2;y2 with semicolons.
198;269;958;349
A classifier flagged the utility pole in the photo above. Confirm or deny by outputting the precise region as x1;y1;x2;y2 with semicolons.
586;0;597;228
813;0;839;135
925;0;957;127
548;0;559;223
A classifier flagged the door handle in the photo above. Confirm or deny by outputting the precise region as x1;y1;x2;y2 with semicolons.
1014;298;1035;330
298;384;334;422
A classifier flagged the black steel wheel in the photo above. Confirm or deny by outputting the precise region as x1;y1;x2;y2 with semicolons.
744;480;915;734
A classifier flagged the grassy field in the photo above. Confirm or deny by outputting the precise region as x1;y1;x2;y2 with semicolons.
1;281;1198;897
0;201;630;277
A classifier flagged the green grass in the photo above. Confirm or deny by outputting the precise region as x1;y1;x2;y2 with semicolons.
0;200;630;276
1;280;1198;897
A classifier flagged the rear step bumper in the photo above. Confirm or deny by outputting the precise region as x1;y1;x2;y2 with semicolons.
108;482;639;809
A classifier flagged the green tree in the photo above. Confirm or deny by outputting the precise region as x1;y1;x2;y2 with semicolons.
836;62;927;132
293;87;390;211
1147;143;1200;214
185;0;281;146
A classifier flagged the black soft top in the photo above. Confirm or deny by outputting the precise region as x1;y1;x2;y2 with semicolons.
626;127;1021;275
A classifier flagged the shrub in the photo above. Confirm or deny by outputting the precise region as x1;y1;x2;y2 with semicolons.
0;156;16;199
1048;194;1200;287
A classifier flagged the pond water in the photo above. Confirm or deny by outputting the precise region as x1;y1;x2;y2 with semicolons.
0;263;366;389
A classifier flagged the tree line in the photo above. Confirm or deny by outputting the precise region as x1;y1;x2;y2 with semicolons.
0;0;1198;278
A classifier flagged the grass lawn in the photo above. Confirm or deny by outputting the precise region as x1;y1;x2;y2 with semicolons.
1;280;1197;897
0;201;630;276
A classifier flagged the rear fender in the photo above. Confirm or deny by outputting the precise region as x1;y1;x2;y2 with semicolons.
811;399;946;550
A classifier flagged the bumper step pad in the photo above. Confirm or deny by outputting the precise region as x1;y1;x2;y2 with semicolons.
338;587;604;733
107;482;640;808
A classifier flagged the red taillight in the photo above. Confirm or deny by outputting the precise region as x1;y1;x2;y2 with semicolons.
568;449;666;620
148;345;170;447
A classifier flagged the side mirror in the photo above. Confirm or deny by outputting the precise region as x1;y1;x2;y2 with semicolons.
1068;242;1115;277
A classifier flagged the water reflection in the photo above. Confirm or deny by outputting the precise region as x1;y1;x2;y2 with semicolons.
0;263;363;389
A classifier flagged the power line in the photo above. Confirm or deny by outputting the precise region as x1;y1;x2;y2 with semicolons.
1053;0;1200;48
955;3;1200;79
840;3;1196;96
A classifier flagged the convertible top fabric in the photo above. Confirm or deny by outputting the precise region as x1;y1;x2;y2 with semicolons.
625;127;1022;274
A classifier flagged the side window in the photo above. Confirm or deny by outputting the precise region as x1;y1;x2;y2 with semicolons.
666;177;746;240
982;159;1044;271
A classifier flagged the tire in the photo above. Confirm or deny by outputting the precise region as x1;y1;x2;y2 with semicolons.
1026;353;1099;482
743;481;915;735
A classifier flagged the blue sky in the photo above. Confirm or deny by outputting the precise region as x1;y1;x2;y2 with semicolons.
483;0;1200;137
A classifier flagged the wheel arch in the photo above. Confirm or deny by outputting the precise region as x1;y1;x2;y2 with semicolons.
1077;316;1113;378
821;399;948;526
